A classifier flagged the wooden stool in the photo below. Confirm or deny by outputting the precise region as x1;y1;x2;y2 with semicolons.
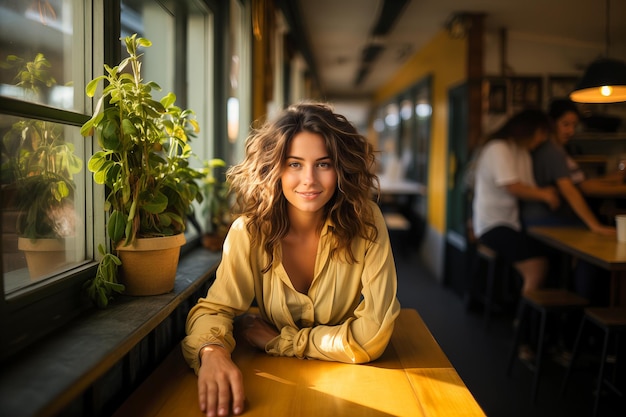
506;289;589;404
467;243;516;331
561;307;626;417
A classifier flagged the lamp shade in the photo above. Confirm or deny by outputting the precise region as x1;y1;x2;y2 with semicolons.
570;58;626;103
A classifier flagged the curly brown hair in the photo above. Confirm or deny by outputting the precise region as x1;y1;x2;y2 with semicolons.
227;102;379;272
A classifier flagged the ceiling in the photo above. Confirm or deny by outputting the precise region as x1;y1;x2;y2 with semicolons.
288;0;626;100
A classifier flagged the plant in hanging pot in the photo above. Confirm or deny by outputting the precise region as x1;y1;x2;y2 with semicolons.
80;34;203;306
1;53;83;279
200;158;232;251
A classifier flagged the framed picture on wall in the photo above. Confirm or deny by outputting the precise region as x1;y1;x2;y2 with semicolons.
484;78;507;114
510;76;542;108
547;76;579;101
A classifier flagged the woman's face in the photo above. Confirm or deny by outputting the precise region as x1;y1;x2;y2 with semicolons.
554;111;579;146
281;131;338;216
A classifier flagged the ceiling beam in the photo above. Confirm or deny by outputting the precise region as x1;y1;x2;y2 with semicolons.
354;0;412;86
275;0;321;93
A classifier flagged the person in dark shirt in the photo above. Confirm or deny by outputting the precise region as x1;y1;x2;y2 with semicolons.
522;99;614;234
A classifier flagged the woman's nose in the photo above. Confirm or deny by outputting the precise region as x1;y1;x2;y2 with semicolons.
301;166;316;184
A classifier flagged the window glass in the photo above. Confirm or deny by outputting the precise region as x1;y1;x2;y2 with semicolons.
1;115;86;294
399;98;414;180
229;0;252;164
187;2;215;236
1;0;87;296
379;102;401;181
414;81;432;185
121;0;175;102
0;0;81;112
121;0;214;239
0;0;229;357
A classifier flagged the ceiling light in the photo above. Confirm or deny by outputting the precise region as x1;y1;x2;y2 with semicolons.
570;0;626;103
569;58;626;103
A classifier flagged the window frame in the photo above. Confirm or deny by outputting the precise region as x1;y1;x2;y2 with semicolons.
0;0;232;361
0;0;101;361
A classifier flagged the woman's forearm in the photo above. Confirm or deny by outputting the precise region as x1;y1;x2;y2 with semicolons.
557;178;604;229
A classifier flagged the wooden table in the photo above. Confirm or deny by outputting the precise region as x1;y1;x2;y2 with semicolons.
378;178;426;196
528;226;626;306
113;309;485;417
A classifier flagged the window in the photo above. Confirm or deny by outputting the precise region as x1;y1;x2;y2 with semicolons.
1;0;90;295
373;77;431;216
227;0;252;164
0;0;227;360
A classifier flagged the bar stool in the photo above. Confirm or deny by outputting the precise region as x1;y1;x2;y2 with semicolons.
465;223;518;331
475;243;507;330
506;289;589;404
561;307;626;417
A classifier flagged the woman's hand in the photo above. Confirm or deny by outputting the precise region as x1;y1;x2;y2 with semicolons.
197;345;245;416
242;313;279;350
590;224;617;236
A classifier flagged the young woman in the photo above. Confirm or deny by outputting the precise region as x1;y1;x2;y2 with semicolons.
521;99;616;234
182;102;401;417
522;99;624;307
473;109;559;296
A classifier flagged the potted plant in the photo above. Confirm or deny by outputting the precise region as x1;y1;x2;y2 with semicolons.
80;34;203;306
1;53;83;279
200;158;231;251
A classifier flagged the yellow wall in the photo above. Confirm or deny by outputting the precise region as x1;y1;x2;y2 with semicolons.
374;31;466;233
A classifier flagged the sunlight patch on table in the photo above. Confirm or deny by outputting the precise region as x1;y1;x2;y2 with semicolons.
406;369;486;417
254;370;296;386
308;365;424;416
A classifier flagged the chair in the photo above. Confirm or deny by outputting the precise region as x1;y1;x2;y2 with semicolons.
506;289;589;404
466;221;518;331
561;307;626;417
473;244;509;330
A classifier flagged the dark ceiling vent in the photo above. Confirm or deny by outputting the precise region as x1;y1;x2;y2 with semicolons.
371;0;411;36
354;0;411;86
362;44;385;63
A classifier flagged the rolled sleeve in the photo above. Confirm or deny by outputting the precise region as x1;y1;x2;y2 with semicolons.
181;217;256;374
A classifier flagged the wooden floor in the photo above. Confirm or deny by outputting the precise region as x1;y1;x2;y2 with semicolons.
393;245;625;417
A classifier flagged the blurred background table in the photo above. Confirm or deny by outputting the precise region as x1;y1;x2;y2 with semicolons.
528;226;626;306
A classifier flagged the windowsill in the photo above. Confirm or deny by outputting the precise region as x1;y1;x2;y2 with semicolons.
0;246;221;417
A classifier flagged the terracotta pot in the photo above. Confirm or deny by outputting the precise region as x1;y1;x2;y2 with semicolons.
18;237;73;280
116;234;186;296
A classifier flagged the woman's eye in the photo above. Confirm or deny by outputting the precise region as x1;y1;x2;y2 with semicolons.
288;162;301;168
317;162;331;168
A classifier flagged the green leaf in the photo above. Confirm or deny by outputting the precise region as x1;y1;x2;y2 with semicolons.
121;118;138;136
142;190;168;214
106;163;121;185
85;76;106;97
124;219;133;243
136;37;152;48
161;92;176;108
55;181;70;200
88;152;106;172
101;120;121;150
97;288;109;308
127;199;137;220
80;119;94;137
158;212;173;227
108;210;126;243
83;249;124;308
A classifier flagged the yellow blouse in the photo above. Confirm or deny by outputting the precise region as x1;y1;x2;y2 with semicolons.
182;200;401;374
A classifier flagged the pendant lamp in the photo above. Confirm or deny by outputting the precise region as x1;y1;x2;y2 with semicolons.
570;0;626;103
